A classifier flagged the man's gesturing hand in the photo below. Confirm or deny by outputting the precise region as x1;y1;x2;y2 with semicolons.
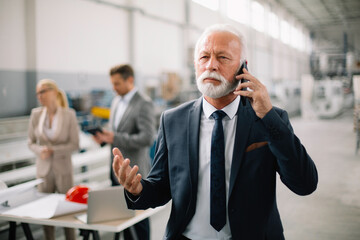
112;147;143;196
233;68;273;119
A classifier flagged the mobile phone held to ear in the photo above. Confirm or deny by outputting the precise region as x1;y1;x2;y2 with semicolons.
238;60;248;106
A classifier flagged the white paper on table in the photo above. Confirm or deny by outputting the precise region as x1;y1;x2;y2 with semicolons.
3;194;87;219
0;179;43;204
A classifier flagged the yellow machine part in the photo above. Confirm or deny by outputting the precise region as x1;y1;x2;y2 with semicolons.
91;106;110;119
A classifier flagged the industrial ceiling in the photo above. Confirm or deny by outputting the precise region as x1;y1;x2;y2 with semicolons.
274;0;360;54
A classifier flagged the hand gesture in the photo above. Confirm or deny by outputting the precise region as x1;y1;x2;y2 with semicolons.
40;146;53;160
234;68;272;118
112;147;143;196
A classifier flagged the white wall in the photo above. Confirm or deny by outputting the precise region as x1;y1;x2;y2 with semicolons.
0;0;311;83
35;0;129;73
133;9;184;76
189;1;222;30
134;0;184;23
0;0;27;70
0;0;312;117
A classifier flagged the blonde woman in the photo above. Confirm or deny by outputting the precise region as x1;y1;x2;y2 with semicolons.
28;79;79;240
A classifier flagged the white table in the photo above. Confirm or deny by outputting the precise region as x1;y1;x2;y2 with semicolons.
0;188;164;240
0;206;164;240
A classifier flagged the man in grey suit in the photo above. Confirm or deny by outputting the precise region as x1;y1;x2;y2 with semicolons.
93;64;155;240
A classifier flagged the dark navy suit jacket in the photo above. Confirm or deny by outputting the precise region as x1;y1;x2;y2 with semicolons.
126;97;318;240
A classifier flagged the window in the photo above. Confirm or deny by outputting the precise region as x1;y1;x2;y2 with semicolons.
227;0;250;25
280;19;290;44
306;34;312;53
298;30;305;51
268;12;279;39
192;0;219;11
290;24;296;48
251;1;265;32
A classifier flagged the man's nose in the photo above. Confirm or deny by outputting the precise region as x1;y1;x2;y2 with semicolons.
205;56;219;71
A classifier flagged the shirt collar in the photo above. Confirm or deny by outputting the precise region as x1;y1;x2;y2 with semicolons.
119;87;137;103
202;96;240;120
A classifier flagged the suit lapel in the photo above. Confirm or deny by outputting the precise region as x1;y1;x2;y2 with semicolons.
38;107;50;142
117;92;139;132
229;99;255;197
109;97;120;131
188;98;202;196
52;107;63;142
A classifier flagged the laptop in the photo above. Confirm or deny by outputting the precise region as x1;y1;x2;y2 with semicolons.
76;186;135;224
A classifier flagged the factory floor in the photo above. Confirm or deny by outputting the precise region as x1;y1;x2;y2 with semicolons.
276;109;360;240
1;108;359;240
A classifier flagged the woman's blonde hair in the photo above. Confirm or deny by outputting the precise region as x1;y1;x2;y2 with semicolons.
37;79;69;108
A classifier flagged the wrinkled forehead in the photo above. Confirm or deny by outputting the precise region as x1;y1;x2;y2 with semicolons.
198;31;242;55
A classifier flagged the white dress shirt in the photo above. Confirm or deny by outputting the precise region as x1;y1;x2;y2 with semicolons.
113;88;137;130
183;96;240;240
43;109;59;140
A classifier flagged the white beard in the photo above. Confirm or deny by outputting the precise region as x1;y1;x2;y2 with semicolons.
196;70;238;99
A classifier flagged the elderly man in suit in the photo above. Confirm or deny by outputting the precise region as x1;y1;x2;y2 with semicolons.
93;64;155;240
112;24;318;240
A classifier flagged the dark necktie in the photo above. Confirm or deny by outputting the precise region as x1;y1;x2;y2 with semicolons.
210;110;227;232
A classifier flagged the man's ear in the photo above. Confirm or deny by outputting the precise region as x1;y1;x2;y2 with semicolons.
127;76;134;85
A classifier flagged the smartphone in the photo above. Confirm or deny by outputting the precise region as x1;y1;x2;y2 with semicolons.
85;126;106;147
85;126;103;135
236;60;248;106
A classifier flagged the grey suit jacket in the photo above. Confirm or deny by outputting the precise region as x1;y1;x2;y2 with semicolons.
109;91;155;179
28;107;79;178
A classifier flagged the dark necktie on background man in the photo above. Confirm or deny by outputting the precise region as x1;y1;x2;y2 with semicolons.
210;110;227;231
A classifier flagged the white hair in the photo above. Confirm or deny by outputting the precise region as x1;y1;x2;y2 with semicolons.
194;24;247;63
